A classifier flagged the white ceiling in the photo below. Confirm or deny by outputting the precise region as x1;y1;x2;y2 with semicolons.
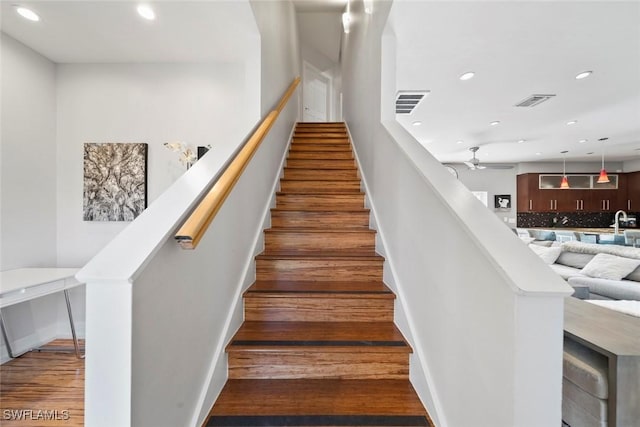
0;1;257;63
391;1;640;164
297;11;344;64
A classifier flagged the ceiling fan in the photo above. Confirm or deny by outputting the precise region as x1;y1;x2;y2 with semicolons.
463;146;513;170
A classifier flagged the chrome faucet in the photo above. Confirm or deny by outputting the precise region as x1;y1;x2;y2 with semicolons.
614;210;628;235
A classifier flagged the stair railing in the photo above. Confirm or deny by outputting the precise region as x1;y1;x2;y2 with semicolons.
174;77;300;249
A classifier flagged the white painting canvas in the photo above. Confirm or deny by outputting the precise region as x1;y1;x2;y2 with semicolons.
83;143;147;221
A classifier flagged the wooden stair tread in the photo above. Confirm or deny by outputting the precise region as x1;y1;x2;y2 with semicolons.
277;191;364;196
265;228;375;234
270;208;370;214
281;171;359;180
257;251;382;260
245;280;394;297
227;321;410;351
208;379;429;418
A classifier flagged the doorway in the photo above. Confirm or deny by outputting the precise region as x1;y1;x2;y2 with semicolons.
302;62;330;122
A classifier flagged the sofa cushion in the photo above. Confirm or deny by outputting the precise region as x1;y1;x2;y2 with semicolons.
550;264;583;280
529;229;556;241
563;337;609;399
529;244;562;264
626;265;640;282
563;378;608;426
581;253;640;281
556;251;594;269
568;276;640;301
530;239;554;247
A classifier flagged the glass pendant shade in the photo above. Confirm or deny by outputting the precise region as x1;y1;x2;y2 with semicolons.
597;168;610;183
597;139;609;183
561;151;570;189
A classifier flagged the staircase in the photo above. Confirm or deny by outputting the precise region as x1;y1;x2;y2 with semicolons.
205;123;433;427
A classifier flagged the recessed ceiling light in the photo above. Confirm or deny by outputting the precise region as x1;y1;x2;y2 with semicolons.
490;121;500;126
536;152;542;156
518;139;525;144
15;6;40;21
412;121;422;126
575;71;593;80
456;140;463;144
459;72;475;81
567;120;577;125
579;139;588;143
137;4;156;20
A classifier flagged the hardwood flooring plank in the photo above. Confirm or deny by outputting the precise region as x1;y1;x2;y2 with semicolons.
0;340;84;427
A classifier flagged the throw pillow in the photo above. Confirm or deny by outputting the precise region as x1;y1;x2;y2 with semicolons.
529;244;562;265
580;253;640;281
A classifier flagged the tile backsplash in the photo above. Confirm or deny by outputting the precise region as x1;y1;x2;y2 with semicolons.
517;212;639;229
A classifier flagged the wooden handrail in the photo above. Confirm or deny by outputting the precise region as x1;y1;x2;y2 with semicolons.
175;77;300;249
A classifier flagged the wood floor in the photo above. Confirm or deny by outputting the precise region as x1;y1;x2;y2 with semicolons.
0;340;84;427
206;122;433;426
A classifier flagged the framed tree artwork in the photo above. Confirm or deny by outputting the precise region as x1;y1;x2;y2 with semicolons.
83;143;148;221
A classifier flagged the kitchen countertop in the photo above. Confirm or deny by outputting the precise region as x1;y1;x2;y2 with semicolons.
527;227;637;234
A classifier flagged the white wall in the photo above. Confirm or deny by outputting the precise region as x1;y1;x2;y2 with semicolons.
623;158;640;172
1;33;57;270
342;2;571;426
517;161;624;174
453;164;518;226
56;63;250;267
251;0;301;115
0;33;72;362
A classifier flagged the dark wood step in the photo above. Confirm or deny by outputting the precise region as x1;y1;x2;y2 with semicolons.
207;379;432;426
296;122;346;127
270;210;370;229
244;280;394;322
286;159;356;169
256;251;384;281
226;321;410;379
288;151;353;159
279;179;361;193
283;168;359;180
276;193;365;210
289;142;352;151
294;132;348;139
264;228;376;253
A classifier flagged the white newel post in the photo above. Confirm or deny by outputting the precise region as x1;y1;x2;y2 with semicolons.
83;279;133;427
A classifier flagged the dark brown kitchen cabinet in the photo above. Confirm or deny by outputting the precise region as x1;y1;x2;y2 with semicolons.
516;173;629;213
628;172;640;211
517;173;541;211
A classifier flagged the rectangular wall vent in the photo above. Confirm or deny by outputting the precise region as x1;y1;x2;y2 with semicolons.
395;91;429;114
515;94;556;107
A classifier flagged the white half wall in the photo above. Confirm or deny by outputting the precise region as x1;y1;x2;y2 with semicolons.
55;63;251;267
342;2;572;426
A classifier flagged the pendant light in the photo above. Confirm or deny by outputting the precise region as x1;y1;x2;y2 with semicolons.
597;137;610;183
560;150;570;189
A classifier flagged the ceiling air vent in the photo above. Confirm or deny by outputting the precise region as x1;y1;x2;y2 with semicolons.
395;91;429;114
515;94;556;107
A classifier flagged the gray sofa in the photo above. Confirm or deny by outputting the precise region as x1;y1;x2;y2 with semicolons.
549;241;640;300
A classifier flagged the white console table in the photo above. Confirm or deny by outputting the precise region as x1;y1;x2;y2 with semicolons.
0;268;84;359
